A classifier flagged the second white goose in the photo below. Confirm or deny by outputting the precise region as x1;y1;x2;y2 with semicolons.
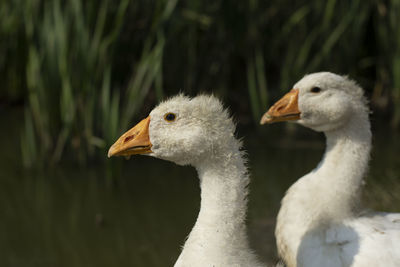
261;72;400;267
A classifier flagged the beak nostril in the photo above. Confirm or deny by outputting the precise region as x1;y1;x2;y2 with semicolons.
124;135;134;143
124;136;133;143
124;131;140;143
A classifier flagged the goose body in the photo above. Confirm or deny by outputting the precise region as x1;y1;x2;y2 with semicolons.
261;72;400;267
109;95;264;267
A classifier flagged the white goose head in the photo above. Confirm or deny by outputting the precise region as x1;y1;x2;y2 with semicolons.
108;94;235;166
261;72;368;132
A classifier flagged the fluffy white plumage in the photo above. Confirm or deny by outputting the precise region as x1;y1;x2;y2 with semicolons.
274;72;400;267
143;95;264;267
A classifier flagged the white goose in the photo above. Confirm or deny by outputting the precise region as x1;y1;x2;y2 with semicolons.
261;72;400;267
108;95;264;267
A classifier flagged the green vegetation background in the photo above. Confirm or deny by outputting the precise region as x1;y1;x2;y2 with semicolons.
1;0;400;166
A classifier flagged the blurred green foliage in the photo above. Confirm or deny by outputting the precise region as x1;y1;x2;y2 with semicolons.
1;0;399;166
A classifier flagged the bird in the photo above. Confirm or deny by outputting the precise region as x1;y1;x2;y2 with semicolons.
260;72;400;267
108;94;265;267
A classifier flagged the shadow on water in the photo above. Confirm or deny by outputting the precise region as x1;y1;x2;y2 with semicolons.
1;109;400;266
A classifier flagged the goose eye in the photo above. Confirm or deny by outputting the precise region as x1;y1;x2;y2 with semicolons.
310;87;321;93
164;112;177;122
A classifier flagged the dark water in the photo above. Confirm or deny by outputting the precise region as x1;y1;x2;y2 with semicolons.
2;109;400;267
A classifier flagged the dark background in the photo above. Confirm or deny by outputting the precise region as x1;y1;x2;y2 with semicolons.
1;0;399;165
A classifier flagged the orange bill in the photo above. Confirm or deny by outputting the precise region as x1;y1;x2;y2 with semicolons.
260;89;301;124
108;116;152;157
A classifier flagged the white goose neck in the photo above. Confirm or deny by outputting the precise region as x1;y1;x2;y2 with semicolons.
319;112;371;216
196;149;249;229
175;141;262;267
276;112;371;267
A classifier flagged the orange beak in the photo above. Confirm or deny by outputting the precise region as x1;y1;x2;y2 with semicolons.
260;89;301;124
107;116;152;157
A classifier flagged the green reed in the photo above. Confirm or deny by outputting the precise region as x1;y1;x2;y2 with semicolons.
21;0;128;166
0;0;397;166
18;0;177;166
